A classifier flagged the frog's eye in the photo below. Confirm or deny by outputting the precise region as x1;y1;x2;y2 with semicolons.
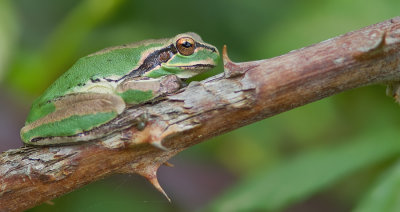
176;37;195;56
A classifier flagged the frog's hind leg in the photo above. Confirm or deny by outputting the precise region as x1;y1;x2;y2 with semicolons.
21;93;126;145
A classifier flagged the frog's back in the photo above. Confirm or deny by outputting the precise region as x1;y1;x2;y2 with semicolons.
26;40;167;124
35;40;167;105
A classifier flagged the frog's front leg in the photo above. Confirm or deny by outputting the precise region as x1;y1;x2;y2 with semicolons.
386;82;400;104
116;75;183;105
116;75;183;150
21;92;126;145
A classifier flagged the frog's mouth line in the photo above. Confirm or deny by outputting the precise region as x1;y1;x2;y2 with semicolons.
174;64;216;70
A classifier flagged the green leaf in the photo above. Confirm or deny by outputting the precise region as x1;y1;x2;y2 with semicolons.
353;159;400;212
209;128;400;212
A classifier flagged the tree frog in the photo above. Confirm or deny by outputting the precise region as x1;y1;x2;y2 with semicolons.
20;32;219;145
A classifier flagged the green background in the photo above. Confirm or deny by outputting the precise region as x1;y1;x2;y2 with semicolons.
1;0;400;211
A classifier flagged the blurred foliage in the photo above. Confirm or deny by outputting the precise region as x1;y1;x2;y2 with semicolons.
354;159;400;212
1;0;400;211
30;176;176;212
6;0;125;94
210;128;400;211
0;0;18;81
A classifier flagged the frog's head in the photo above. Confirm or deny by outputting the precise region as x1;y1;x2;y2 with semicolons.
145;32;219;79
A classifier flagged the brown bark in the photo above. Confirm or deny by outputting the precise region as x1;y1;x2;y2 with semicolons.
1;17;400;211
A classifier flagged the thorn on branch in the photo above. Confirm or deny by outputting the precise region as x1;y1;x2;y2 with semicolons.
222;45;259;78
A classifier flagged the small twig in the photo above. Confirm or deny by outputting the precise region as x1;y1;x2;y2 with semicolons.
1;17;400;211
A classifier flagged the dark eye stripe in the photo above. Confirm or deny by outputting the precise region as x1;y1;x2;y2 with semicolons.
103;41;216;83
107;44;176;82
195;42;217;52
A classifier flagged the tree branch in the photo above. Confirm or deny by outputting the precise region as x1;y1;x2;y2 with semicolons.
1;17;400;211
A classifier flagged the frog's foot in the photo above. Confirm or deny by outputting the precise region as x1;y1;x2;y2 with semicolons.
158;75;183;94
135;112;149;131
386;82;400;104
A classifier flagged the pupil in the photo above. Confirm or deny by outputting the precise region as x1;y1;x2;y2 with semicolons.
182;41;192;48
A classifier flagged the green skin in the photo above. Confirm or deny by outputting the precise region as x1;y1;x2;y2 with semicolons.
20;32;219;145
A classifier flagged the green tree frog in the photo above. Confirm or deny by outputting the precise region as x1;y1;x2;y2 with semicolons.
20;32;219;145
